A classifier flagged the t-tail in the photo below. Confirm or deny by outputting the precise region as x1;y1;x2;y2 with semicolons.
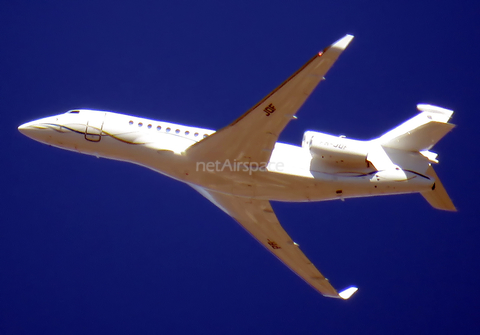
377;104;457;211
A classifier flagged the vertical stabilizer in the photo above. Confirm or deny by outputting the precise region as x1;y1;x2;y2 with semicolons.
421;165;456;211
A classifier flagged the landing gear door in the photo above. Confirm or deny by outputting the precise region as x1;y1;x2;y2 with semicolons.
85;112;106;142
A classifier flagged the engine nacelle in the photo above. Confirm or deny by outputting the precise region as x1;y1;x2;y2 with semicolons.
303;131;369;168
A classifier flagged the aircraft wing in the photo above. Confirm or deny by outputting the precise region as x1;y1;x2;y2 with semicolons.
186;35;354;165
192;185;358;299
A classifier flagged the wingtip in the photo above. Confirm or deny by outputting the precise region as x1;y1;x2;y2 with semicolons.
338;286;358;300
332;34;354;50
318;34;354;56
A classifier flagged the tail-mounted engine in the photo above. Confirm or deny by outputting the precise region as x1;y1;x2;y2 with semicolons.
303;131;371;170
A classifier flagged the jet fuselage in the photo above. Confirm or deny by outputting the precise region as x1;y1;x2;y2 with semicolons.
18;109;434;203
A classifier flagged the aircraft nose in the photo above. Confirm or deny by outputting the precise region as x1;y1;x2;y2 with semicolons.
18;121;45;136
18;119;54;143
18;122;31;133
18;121;33;135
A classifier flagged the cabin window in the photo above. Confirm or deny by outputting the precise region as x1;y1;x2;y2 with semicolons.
166;128;171;132
138;122;143;127
129;121;134;125
194;133;199;137
203;134;208;138
157;126;161;131
175;129;180;134
185;131;190;135
147;124;152;129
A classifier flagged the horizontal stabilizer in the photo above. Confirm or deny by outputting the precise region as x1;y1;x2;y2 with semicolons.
383;121;455;151
417;104;454;122
378;104;455;151
421;165;456;211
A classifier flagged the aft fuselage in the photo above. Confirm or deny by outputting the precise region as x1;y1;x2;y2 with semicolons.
18;109;434;202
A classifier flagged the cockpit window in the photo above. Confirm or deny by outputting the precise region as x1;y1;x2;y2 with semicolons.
68;110;80;114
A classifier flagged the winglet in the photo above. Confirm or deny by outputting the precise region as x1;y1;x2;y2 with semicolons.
330;34;354;51
319;35;354;57
338;286;358;300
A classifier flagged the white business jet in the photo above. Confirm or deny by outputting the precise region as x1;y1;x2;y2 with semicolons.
18;35;456;299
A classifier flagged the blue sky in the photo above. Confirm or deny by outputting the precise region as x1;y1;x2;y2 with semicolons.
2;1;480;334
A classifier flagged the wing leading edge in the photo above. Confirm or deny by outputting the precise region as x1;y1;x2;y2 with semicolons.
186;35;354;164
192;185;358;299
